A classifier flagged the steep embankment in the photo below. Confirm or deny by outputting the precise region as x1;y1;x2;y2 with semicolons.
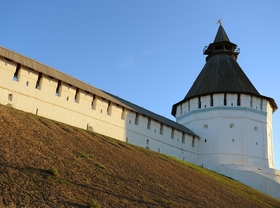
0;104;279;208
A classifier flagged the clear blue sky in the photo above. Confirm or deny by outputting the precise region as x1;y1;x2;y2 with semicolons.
1;1;279;169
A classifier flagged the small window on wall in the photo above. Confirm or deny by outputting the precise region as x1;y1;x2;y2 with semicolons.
180;104;183;115
171;128;174;139
188;101;190;111
237;94;241;106
192;136;195;147
121;107;125;120
182;134;185;144
210;94;214;106
56;80;62;96
107;102;112;116
250;96;253;107
26;81;29;86
13;64;21;81
160;123;163;135
198;97;201;109
147;118;151;129
74;88;80;103
91;95;96;110
35;72;43;89
230;123;234;128
254;126;258;131
260;99;263;110
203;124;208;129
135;113;139;125
8;94;13;101
224;93;227;106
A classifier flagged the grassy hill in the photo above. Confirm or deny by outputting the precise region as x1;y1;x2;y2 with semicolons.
0;104;279;208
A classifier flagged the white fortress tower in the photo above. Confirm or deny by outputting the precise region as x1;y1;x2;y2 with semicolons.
172;24;278;169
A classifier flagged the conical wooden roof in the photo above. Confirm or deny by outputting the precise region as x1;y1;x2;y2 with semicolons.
172;26;277;116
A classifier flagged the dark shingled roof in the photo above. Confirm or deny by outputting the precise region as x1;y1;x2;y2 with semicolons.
172;26;277;116
183;54;260;99
214;25;230;42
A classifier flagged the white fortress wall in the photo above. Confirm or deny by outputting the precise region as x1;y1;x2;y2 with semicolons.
0;55;198;164
213;164;280;200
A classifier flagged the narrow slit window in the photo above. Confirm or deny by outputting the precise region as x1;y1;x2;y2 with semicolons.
135;113;139;125
210;94;214;106
171;128;174;139
188;101;190;111
198;97;201;109
13;63;21;81
192;136;195;147
91;95;96;110
182;134;185;144
107;102;112;115
237;94;241;106
55;80;62;96
250;96;253;107
121;107;125;120
74;88;80;103
160;123;163;135
260;99;263;110
180;104;183;115
224;93;227;106
147;118;151;129
35;72;43;89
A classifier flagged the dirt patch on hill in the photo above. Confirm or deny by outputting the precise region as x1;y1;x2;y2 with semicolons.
0;105;279;208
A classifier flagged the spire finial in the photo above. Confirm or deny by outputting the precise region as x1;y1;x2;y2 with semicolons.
216;17;222;26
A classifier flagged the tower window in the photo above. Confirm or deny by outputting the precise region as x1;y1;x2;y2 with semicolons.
250;96;253;107
198;97;201;109
237;94;241;106
260;99;263;110
254;126;258;131
230;123;234;128
210;94;214;106
224;93;227;106
171;128;174;139
188;101;190;111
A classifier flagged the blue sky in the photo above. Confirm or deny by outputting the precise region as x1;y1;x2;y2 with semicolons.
1;1;279;169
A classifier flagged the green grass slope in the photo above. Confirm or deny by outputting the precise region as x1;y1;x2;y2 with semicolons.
0;105;279;208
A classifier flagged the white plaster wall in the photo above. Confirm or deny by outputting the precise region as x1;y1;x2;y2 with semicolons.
211;164;280;200
176;93;273;168
0;57;199;165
